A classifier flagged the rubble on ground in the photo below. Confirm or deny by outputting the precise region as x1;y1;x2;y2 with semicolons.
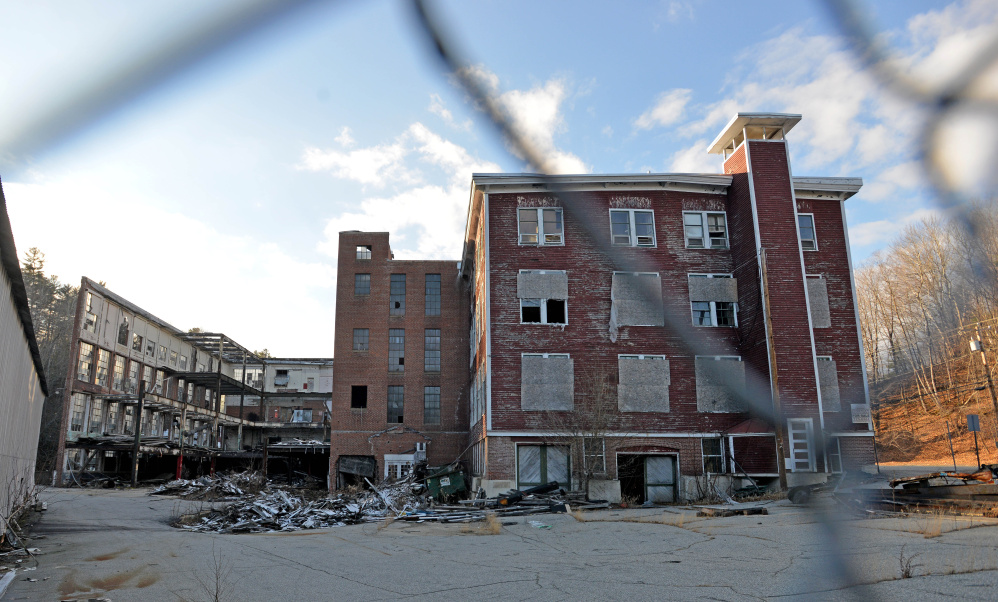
151;471;266;500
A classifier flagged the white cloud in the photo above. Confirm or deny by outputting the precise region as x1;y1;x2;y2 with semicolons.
299;137;416;187
665;1;694;22
634;89;692;130
666;138;718;173
310;123;500;262
602;125;613;138
4;176;336;357
428;93;472;131
334;126;354;147
849;208;940;247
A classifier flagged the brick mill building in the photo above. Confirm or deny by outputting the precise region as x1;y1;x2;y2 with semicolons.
331;113;875;501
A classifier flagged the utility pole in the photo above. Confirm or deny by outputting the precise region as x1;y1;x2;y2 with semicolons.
973;324;998;451
130;381;146;487
760;248;789;490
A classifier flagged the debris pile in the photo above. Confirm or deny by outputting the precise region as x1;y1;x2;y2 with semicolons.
151;471;266;500
836;465;998;517
177;490;373;533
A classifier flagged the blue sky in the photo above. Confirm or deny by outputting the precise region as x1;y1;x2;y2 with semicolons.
3;0;996;356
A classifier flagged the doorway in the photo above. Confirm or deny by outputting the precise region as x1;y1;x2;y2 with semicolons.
617;454;677;503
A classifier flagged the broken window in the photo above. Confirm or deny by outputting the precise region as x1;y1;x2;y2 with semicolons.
424;386;440;425
132;333;143;352
142;366;153;393
695;356;747;412
127;362;139;393
355;273;371;295
617;354;670;412
684;211;728;249
112;355;125;391
518;207;564;245
520;353;573;411
387;385;404;423
70;394;87;432
390;274;406;315
291;409;312;423
425;274;441;316
817;356;841;412
123;406;134;435
274;369;290;387
158;345;167;362
798;213;817;250
353;328;369;351
155;370;165;394
610;209;655;247
169;350;178;366
77;342;94;383
389;329;404;372
689;274;738;327
806;275;831;328
788;418;815;472
95;349;110;387
520;299;567;324
83;292;97;333
351;385;368;409
106;403;119;433
88;398;104;433
701;438;725;474
424;329;441;372
179;354;188;370
516;445;570;488
583;438;606;473
145;339;155;357
356;245;372;260
117;316;129;346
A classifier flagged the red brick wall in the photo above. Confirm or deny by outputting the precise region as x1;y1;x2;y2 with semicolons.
329;232;470;486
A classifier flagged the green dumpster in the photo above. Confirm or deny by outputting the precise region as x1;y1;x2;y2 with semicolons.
426;465;466;501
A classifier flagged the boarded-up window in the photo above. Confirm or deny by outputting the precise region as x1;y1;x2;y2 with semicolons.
687;275;738;302
618;355;670;412
817;356;841;412
610;273;663;337
695;356;747;412
807;276;831;328
521;354;573;411
517;270;568;299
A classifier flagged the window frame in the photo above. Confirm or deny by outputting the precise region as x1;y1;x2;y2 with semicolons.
353;328;370;351
388;328;405;372
132;333;143;352
77;342;95;383
519;298;567;325
355;273;371;296
390;274;406;316
387;385;404;424
691;301;738;327
424;329;441;372
701;438;726;474
798;213;817;251
683;211;729;249
517;207;564;246
609;209;656;247
356;245;372;260
423;386;441;425
351;385;368;409
425;274;441;316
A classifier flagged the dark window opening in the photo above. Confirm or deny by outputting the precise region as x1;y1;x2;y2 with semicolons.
546;299;566;324
521;300;541;323
351;385;368;409
388;385;404;423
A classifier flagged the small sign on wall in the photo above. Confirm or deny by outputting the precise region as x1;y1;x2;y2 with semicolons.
968;414;981;432
851;404;871;424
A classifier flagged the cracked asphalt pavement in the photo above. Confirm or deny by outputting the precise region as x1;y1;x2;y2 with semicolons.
4;487;998;601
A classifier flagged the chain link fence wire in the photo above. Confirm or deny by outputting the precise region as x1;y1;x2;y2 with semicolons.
7;0;998;595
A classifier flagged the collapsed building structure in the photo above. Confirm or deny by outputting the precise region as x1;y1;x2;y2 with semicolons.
332;113;875;502
56;277;332;485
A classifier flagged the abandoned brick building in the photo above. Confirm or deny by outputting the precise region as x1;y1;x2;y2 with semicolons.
56;277;334;485
453;113;874;502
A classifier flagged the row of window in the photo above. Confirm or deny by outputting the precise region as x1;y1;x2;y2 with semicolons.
352;328;441;372
354;273;442;316
515;207;820;251
69;393;229;443
349;385;441;424
82;293;201;370
76;342;215;405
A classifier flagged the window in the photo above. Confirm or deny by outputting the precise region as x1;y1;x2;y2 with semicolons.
112;355;125;391
95;349;110;387
520;299;567;324
128;362;140;393
583;438;606;473
356;245;372;259
516;445;570;488
77;343;94;382
355;273;371;295
695;356;746;412
610;209;655;247
689;275;737;327
179;354;188;370
106;403;119;433
70;394;87;432
274;369;290;387
117;316;129;346
155;370;165;394
424;329;441;372
389;274;405;315
788;418;815;472
123;406;134;435
617;354;670;412
83;293;97;333
387;385;404;423
142;366;153;392
702;438;725;473
389;329;405;371
353;328;369;351
169;350;178;366
798;213;817;250
351;385;368;409
518;207;564;245
145;340;155;357
827;438;843;473
520;353;573;411
424;386;440;425
684;211;728;249
88;398;104;434
132;333;143;352
158;345;167;362
425;274;441;316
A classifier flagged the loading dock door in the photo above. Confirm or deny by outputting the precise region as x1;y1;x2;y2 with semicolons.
645;456;676;503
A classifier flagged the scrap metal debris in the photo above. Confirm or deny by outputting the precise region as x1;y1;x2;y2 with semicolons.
151;471;266;500
835;465;998;517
